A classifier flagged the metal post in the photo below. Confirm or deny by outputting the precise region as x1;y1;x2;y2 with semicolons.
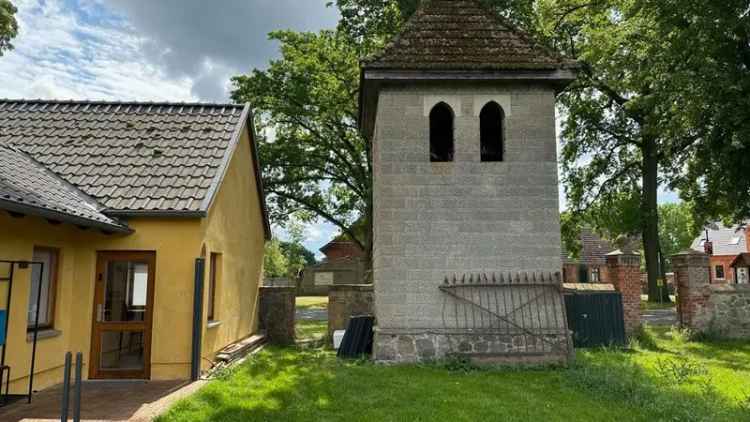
28;262;44;403
73;352;82;422
61;352;72;421
191;258;205;381
1;263;14;368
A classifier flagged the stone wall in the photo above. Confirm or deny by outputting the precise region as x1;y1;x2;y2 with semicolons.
674;250;750;338
606;250;642;335
258;286;296;345
299;257;368;296
328;284;374;337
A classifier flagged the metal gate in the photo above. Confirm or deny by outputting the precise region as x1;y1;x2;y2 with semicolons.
438;272;572;358
564;292;626;348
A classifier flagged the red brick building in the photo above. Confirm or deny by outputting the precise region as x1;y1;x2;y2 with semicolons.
562;229;616;283
319;240;365;260
691;223;749;284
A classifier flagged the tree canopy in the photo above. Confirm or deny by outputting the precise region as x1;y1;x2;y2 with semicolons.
0;0;18;56
237;0;750;301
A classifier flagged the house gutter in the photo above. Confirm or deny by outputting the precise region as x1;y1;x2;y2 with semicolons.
190;257;205;381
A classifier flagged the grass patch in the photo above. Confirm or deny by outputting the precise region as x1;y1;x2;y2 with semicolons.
295;320;327;340
296;296;328;310
158;326;750;422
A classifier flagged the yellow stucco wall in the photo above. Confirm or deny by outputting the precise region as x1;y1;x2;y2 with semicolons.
199;129;266;368
0;125;266;393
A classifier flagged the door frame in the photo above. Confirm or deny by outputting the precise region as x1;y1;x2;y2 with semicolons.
89;251;156;380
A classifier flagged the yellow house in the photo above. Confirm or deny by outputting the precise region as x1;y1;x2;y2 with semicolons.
0;99;270;397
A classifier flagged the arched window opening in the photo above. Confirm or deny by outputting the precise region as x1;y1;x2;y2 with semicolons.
480;101;505;162
429;102;454;162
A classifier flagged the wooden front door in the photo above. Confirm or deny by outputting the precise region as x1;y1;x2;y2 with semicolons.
90;251;155;379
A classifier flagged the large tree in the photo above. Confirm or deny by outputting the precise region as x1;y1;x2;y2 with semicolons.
641;0;750;224
0;0;18;56
231;30;370;255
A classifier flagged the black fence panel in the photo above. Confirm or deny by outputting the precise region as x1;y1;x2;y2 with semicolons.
564;292;626;348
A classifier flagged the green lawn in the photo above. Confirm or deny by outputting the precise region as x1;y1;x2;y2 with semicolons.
295;320;326;340
295;296;328;310
157;327;750;422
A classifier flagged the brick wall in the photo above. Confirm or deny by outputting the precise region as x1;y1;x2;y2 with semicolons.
673;250;750;338
605;250;641;334
708;255;736;284
321;241;365;260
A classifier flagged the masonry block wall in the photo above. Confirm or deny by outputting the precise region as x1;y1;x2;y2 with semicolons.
605;251;641;334
673;250;750;338
328;284;374;337
259;286;296;345
372;83;565;361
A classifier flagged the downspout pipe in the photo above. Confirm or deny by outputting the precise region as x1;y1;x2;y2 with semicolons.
191;258;205;381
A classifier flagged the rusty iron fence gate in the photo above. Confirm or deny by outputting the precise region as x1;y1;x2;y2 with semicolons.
439;272;572;358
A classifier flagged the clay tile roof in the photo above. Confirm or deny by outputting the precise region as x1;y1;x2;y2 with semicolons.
0;144;129;232
562;228;618;266
0;99;269;226
363;0;575;71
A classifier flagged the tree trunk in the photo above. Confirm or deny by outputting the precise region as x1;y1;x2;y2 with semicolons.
656;237;672;303
641;135;661;302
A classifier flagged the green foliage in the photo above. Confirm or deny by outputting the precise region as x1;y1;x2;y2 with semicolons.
263;239;289;278
232;29;370;252
0;0;18;56
639;0;750;224
658;202;699;268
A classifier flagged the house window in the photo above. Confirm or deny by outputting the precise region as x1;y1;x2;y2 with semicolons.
591;267;601;283
715;265;725;280
28;247;59;330
480;101;505;162
207;253;221;322
429;102;454;162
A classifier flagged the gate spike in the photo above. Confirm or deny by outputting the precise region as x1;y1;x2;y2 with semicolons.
492;272;497;283
555;271;561;284
469;273;474;284
524;272;529;283
514;273;520;283
444;276;449;285
483;273;489;283
532;272;537;283
461;274;466;284
452;274;457;284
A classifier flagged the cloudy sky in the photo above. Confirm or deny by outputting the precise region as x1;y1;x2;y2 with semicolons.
0;0;340;254
0;0;678;256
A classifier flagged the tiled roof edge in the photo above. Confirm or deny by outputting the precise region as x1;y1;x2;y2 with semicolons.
0;98;245;108
2;145;131;231
0;198;131;233
197;103;272;240
199;103;251;213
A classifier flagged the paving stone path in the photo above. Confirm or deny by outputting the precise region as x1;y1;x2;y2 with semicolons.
641;308;677;326
296;308;327;321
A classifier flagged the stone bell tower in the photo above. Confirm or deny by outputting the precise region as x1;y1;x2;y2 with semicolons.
359;0;577;362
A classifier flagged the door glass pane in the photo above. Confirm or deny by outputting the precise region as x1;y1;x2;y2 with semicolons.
104;261;148;322
100;330;144;370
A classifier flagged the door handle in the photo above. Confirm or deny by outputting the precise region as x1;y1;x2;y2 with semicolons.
97;304;104;322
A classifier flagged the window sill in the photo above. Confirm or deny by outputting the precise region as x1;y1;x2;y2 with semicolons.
207;320;222;329
26;329;62;343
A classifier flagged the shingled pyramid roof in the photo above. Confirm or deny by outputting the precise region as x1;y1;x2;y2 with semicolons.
363;0;575;71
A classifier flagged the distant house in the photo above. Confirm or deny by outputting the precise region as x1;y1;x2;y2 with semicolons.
299;240;367;295
0;99;270;394
691;223;749;283
562;229;618;283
